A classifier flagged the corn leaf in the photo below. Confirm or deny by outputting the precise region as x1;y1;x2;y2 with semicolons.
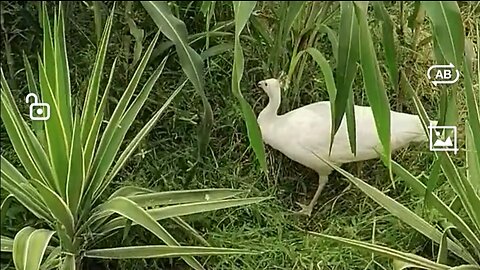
141;1;213;160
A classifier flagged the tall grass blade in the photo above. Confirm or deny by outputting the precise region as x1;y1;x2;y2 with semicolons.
372;2;398;91
141;1;213;161
317;156;478;264
307;232;451;270
231;1;268;175
422;1;464;67
354;2;392;176
333;1;359;155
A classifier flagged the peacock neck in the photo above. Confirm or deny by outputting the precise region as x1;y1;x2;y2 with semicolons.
258;91;281;123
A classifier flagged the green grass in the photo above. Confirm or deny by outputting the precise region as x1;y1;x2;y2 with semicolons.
1;1;479;269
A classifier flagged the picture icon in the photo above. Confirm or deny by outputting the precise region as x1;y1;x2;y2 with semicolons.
428;123;458;154
26;93;50;121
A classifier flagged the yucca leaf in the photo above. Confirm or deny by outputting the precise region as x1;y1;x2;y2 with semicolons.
437;226;455;264
353;1;392;176
86;31;160;204
333;1;359;156
94;74;184;200
80;5;114;146
126;188;246;207
38;58;69;197
22;52;45;143
1;69;54;186
307;232;451;270
422;1;464;67
1;236;13;252
1;156;52;221
0;194;14;227
60;254;75;270
98;197;269;234
13;227;35;270
141;1;213;160
30;179;75;237
96;197;205;270
53;3;73;138
84;245;257;259
66;112;85;217
83;57;118;174
24;229;56;270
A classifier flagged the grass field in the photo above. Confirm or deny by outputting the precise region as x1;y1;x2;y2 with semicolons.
1;1;479;269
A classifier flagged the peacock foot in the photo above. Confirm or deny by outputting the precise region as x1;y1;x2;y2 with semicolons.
293;202;313;217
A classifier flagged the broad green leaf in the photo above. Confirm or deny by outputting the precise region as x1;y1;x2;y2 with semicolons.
333;1;359;156
307;232;451;270
84;245;256;259
318;25;339;64
60;254;75;270
231;1;268;175
97;197;204;270
422;1;464;67
354;1;392;176
200;43;234;60
25;229;55;270
141;1;213;160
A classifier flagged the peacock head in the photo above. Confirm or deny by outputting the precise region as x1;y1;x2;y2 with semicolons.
257;78;281;97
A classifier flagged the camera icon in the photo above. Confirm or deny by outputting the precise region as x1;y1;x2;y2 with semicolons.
26;93;50;121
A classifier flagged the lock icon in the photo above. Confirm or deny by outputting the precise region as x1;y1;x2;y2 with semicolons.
26;93;50;121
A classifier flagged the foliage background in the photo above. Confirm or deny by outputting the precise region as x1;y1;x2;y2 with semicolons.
1;1;479;269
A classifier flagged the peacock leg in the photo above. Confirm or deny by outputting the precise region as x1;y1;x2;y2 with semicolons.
295;175;328;216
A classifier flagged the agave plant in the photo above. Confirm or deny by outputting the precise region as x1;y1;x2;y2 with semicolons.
307;2;480;269
0;3;267;270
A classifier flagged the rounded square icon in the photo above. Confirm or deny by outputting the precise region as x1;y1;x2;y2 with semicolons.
428;124;458;154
